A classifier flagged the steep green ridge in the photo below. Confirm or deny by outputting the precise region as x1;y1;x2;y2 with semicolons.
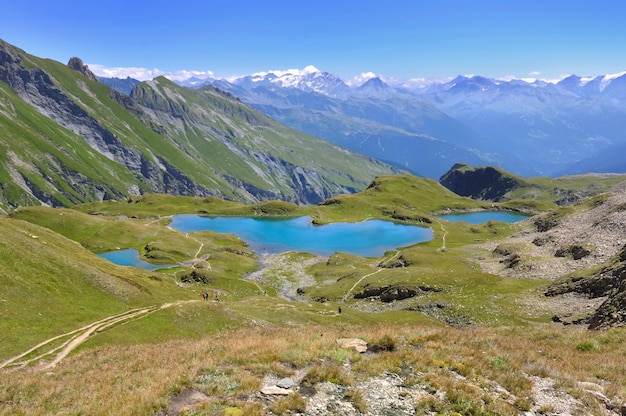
0;39;398;213
440;162;626;207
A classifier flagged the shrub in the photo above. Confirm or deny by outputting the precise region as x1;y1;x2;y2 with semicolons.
369;335;396;352
576;341;597;352
345;389;368;413
268;393;306;415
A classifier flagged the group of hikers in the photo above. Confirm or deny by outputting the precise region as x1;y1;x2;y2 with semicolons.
201;291;219;301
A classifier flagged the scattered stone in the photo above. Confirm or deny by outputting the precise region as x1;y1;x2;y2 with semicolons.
276;377;295;389
336;338;368;353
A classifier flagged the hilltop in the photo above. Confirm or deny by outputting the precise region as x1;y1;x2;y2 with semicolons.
440;162;626;207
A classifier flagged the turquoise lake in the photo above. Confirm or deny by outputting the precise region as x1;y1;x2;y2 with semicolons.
436;211;531;224
169;215;433;257
98;248;176;270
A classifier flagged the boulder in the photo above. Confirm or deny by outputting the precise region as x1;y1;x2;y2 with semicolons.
260;386;291;395
336;337;368;353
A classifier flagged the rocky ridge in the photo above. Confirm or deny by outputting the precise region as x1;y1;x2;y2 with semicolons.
476;180;626;328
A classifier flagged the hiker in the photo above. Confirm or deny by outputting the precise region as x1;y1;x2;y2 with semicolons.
338;306;342;314
215;293;219;302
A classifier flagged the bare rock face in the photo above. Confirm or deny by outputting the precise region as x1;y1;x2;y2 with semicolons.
353;284;441;303
67;57;98;81
555;244;592;260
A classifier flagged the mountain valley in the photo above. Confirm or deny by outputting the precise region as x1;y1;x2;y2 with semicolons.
4;38;626;415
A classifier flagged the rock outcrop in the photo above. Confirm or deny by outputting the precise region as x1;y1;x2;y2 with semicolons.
66;57;98;81
477;179;626;329
439;162;524;201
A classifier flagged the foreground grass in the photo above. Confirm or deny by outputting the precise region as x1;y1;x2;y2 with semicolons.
2;321;625;415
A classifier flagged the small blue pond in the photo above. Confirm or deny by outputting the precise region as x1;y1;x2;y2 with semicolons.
436;211;531;224
169;215;432;257
98;249;176;271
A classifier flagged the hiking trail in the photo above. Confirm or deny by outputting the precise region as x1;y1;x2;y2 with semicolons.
0;300;198;370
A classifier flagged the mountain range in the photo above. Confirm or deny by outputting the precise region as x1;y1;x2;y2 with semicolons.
165;67;626;179
0;40;398;213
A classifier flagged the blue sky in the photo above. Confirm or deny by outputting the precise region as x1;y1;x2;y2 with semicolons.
2;0;625;83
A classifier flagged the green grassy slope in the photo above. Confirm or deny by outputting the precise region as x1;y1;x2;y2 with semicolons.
130;77;399;200
0;216;192;358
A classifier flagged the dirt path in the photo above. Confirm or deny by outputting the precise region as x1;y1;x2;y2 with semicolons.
438;222;448;251
0;300;198;370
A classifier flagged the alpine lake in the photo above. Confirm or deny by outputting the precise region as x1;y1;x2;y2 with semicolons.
98;211;530;269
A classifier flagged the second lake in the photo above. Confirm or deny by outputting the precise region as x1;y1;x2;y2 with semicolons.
169;215;433;257
436;211;531;224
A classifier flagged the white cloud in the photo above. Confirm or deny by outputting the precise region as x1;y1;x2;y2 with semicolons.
346;71;377;86
88;64;215;81
248;65;321;80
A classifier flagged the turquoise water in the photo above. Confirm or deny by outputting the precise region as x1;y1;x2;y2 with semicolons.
169;215;432;257
98;249;175;270
436;211;531;224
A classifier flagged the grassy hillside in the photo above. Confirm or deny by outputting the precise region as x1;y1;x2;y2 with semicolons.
0;39;399;212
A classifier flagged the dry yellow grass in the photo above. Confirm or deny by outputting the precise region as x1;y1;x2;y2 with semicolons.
1;322;626;415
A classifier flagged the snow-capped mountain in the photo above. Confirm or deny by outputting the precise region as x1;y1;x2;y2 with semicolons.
232;65;351;98
555;72;626;96
207;67;626;178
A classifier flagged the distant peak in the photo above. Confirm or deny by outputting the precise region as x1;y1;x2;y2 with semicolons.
251;65;321;80
359;76;388;88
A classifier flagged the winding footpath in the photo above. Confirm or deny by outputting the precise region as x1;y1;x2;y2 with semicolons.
340;251;402;303
0;300;198;370
438;222;448;251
